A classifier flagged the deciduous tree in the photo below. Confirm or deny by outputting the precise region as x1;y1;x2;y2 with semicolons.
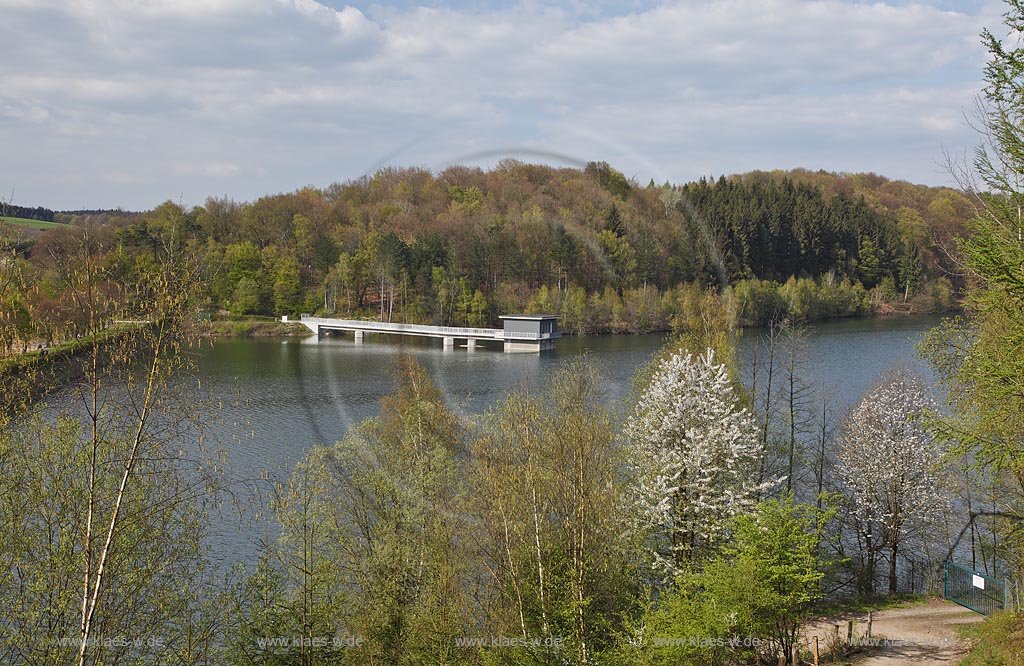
836;369;948;594
626;348;768;576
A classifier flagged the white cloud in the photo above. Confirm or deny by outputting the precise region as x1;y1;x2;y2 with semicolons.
203;162;241;176
0;0;996;209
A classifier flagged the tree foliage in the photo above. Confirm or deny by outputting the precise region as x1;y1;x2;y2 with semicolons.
920;0;1024;579
0;166;969;357
626;348;769;576
836;370;948;594
621;497;831;666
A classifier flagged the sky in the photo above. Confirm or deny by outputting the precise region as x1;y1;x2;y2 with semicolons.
0;0;1004;211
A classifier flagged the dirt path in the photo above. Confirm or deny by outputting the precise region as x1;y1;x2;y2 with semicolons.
804;598;983;665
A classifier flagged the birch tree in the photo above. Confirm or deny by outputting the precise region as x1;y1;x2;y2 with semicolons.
467;359;638;664
626;348;769;577
233;356;474;665
837;369;948;594
0;219;224;664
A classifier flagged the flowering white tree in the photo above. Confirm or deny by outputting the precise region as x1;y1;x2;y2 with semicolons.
837;370;948;594
626;348;768;577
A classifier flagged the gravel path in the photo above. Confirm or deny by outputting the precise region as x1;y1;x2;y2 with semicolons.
804;597;983;665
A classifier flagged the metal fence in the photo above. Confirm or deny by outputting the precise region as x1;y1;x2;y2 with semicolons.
944;560;1008;615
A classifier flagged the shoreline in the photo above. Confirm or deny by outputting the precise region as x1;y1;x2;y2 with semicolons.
197;306;958;339
0;324;144;412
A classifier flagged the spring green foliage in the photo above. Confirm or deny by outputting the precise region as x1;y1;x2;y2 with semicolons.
920;0;1024;578
730;274;954;327
0;169;976;661
468;359;639;663
226;348;855;665
0;331;916;663
231;355;471;665
0;417;215;663
229;356;641;665
0;221;225;665
618;497;831;666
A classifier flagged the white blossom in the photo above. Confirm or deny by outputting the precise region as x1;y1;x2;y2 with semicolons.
837;370;948;591
626;348;769;577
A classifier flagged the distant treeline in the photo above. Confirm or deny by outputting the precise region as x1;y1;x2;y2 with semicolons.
113;163;957;330
0;203;139;223
58;208;139;216
1;204;55;222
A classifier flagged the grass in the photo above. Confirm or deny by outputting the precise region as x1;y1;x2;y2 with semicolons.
958;611;1024;665
1;216;65;230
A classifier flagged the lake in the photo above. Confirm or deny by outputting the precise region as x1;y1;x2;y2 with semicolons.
47;314;949;569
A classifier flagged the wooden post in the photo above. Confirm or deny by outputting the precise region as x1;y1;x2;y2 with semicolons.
867;611;873;639
812;637;819;666
847;620;853;647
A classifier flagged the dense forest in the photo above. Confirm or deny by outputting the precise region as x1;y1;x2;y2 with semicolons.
0;165;969;354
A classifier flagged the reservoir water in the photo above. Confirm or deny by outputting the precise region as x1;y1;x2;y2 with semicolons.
191;315;943;476
45;314;949;569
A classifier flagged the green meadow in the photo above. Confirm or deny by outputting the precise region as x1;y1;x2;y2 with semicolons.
1;216;65;230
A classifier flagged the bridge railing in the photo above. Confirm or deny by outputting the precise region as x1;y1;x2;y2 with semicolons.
300;315;562;341
301;316;503;338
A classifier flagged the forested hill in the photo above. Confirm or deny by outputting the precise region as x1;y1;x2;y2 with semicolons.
16;163;972;339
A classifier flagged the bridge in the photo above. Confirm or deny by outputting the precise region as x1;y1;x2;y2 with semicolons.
290;314;560;352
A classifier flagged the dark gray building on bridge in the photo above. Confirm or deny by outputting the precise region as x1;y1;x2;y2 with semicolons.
499;314;561;352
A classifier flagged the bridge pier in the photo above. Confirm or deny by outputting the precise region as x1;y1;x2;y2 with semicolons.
443;336;454;350
466;338;476;351
353;330;364;344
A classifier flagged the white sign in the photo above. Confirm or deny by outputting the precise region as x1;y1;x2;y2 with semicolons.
972;574;986;590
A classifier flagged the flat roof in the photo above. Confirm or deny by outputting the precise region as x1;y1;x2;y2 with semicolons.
498;314;560;320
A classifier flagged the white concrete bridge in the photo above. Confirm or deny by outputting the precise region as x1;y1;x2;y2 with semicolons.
290;314;560;352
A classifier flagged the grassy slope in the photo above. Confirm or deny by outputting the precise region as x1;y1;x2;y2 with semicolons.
1;216;65;230
958;611;1024;664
